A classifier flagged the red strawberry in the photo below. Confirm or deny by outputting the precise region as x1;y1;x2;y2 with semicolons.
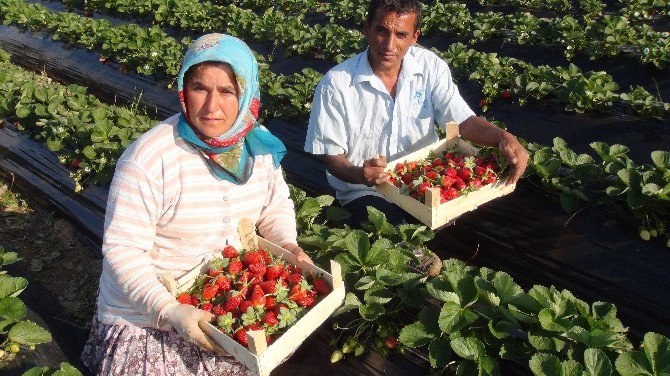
215;275;232;291
296;294;316;307
228;259;243;275
202;284;220;300
222;245;238;258
444;167;458;177
484;175;497;184
208;266;222;277
70;159;80;169
469;178;483;189
248;262;266;277
501;89;512;99
401;174;413;185
406;161;417;171
478;98;487;107
263;311;279;326
287;273;302;285
265;265;283;280
177;293;191;305
235;328;249;346
259;250;272;264
384;336;398;349
279;269;291;281
431;159;444;167
273;303;289;315
425;171;437;180
453;178;467;190
394;163;405;172
260;280;277;294
243;251;263;266
190;296;200;306
225;292;243;311
457;168;471;180
417;182;431;195
440;176;454;187
246;323;263;332
239;300;254;314
212;305;225;316
201;302;213;312
441;187;460;201
313;277;330;296
475;166;487;176
251;285;266;307
265;296;277;309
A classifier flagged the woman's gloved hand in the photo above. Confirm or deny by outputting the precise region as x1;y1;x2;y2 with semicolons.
162;303;227;355
158;271;227;355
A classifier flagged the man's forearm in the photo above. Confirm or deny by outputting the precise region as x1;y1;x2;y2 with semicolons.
324;154;365;185
458;115;512;147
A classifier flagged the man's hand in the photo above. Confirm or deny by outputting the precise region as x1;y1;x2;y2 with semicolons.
283;243;313;264
362;155;389;186
498;133;529;185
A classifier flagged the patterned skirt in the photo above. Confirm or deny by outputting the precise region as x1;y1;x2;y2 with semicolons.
81;314;252;376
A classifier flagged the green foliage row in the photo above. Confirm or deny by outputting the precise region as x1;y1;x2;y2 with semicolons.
320;0;670;69
290;195;670;375
525;137;670;246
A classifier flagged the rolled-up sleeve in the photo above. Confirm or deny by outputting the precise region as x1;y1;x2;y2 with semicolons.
304;82;347;156
431;61;475;129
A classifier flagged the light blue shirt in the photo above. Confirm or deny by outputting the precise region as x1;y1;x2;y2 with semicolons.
305;45;475;205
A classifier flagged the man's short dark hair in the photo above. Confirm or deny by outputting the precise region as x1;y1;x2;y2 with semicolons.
365;0;422;31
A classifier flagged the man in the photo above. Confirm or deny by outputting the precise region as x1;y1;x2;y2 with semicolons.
305;0;529;227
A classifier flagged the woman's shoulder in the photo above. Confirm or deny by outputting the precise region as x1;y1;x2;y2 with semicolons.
118;114;182;168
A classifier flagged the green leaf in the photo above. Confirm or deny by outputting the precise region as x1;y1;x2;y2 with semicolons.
8;320;52;345
363;286;395;305
333;292;362;316
366;206;396;236
399;321;435;347
342;230;369;263
583;348;613;376
439;302;479;334
366;238;391;266
354;276;376;290
530;353;562;376
651;151;670;170
315;195;335;207
15;105;30;118
22;367;50;376
0;251;20;266
0;296;26;321
429;336;452;368
83;145;96;159
493;272;523;305
52;362;84;376
427;278;460;303
562;360;583;376
46;138;63;152
359;303;385;320
0;275;28;299
325;206;351;222
456;360;479;376
297;198;321;219
451;336;485;361
528;332;563;352
559;192;579;212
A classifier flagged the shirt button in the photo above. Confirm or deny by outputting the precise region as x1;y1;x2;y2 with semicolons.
222;195;228;201
222;218;229;224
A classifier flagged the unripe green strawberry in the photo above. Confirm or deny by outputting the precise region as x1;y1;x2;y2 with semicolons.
640;229;651;241
354;344;365;356
330;350;344;363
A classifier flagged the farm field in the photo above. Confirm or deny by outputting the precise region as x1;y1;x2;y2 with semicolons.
0;0;669;375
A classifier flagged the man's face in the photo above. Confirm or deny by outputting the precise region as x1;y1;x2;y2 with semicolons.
363;9;420;73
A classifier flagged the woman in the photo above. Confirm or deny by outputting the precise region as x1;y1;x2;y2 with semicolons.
81;33;310;375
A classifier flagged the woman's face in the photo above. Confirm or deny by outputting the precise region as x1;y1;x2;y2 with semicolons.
184;63;240;138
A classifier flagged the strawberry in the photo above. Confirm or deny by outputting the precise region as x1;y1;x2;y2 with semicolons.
202;284;220;300
406;161;417;171
279;269;291;281
265;264;283;281
401;174;413;185
246;323;263;332
444;167;458;178
425;171;437;180
478;98;487;107
431;158;444;167
177;293;191;305
263;311;279;326
384;336;398;349
222;245;238;258
457;168;471;180
228;259;243;275
440;176;454;187
243;251;263;266
201;302;213;312
259;249;272;264
475;166;487;176
248;262;266;277
484;175;497;184
272;303;289;315
312;277;330;296
260;280;277;294
215;275;232;291
501;89;512;99
251;285;266;307
208;266;222;277
224;291;244;311
296;294;316;307
469;178;483;189
70;159;80;169
190;296;200;306
286;273;302;285
235;328;249;346
453;178;467;190
265;296;277;309
212;304;225;316
394;163;405;172
417;182;431;195
239;300;254;314
441;187;460;201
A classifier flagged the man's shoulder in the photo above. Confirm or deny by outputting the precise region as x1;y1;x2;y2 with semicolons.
319;51;366;89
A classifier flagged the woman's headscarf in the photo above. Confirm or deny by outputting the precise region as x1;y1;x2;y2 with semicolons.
177;33;286;184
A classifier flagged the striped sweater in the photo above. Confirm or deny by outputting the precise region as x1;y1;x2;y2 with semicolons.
96;114;298;328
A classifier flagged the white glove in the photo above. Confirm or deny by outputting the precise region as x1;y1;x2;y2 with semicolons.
157;272;227;355
162;303;227;355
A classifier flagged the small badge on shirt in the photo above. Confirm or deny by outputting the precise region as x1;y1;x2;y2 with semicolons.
411;89;426;113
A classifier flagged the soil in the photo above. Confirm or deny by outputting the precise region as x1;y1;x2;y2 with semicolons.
0;175;101;373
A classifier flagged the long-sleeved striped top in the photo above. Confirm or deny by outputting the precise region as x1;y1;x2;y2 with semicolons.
96;114;298;329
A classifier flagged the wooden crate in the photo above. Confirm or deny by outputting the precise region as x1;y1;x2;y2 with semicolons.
376;122;516;229
175;237;345;376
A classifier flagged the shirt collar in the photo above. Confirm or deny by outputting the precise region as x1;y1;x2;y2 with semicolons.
352;46;423;86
